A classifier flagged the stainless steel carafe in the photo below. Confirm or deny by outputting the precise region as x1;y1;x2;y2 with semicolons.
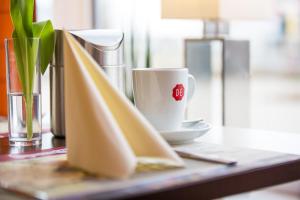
50;29;125;137
50;30;65;138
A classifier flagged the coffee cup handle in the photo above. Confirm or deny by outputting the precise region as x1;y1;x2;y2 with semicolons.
187;74;196;102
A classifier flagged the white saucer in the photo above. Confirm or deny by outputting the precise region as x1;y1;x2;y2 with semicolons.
160;120;211;145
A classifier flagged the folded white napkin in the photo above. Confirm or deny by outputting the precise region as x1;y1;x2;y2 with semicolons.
63;31;184;179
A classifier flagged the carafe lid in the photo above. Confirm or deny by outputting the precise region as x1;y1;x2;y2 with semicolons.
50;29;64;67
71;29;124;66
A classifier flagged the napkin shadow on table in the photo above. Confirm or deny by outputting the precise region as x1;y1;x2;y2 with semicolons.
63;31;184;179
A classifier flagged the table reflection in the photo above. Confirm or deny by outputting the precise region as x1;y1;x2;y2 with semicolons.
0;133;65;156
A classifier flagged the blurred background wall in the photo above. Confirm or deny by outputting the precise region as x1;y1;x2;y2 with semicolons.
0;0;13;117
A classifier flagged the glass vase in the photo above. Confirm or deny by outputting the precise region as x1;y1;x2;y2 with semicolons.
5;38;42;146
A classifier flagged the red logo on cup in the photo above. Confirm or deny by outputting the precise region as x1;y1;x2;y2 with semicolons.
172;84;185;101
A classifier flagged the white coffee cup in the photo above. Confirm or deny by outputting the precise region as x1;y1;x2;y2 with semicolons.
132;68;196;131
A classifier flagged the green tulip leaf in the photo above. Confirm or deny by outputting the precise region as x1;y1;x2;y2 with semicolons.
10;0;34;37
33;20;55;74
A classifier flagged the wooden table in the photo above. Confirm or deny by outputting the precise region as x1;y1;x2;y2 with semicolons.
0;125;300;200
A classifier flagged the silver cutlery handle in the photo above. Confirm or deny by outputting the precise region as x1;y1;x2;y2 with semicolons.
175;150;237;165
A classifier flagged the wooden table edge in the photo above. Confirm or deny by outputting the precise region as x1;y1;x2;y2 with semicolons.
114;156;300;200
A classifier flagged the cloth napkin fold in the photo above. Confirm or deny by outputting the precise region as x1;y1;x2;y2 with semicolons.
63;31;184;179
